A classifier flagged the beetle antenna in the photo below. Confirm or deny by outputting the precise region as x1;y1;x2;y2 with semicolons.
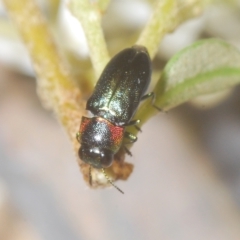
89;166;92;186
101;168;124;194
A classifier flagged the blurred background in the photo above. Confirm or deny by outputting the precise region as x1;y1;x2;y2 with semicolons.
1;0;240;240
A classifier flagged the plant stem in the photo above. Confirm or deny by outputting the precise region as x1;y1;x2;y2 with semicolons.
3;0;84;153
137;0;211;59
69;0;110;80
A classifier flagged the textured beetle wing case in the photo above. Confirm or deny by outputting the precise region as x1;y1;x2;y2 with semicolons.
87;46;151;125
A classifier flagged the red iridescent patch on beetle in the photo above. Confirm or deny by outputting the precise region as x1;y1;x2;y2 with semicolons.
108;122;124;148
79;116;91;134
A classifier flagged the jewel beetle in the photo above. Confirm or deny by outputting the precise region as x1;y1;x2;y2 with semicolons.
76;45;154;193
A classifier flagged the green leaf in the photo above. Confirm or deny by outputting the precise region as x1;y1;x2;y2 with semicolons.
132;38;240;130
154;38;240;110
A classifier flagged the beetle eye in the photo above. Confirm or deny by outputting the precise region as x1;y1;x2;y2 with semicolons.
79;145;113;169
99;150;113;168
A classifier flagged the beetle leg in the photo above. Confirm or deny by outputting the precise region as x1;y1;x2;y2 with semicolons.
89;166;92;186
123;119;142;132
123;132;136;156
124;131;137;143
124;146;132;156
141;92;154;101
141;92;162;111
134;125;142;132
76;132;80;142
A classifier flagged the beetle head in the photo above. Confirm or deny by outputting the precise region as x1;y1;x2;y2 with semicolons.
78;145;113;169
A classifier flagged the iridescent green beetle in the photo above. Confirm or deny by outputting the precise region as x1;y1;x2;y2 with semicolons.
76;46;154;193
